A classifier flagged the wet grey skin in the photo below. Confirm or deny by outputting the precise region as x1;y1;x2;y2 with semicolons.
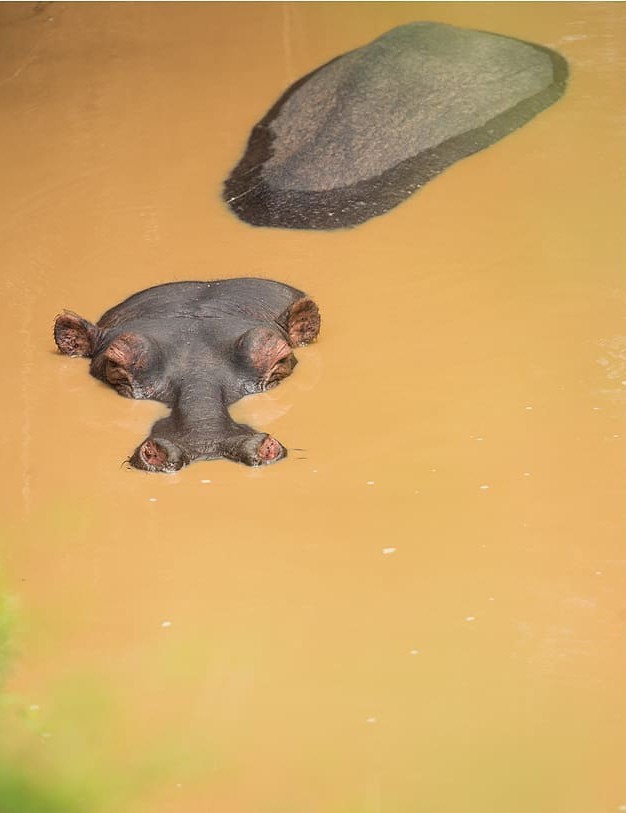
53;279;321;473
224;22;568;230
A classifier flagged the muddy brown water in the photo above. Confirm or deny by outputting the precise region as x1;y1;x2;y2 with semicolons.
1;3;624;812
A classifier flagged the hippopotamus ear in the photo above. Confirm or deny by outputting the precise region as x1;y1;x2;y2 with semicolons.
278;298;321;346
54;311;99;357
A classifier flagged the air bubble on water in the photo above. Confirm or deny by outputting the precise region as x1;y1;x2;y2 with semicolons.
410;649;420;655
525;406;534;411
382;547;397;555
161;621;172;628
148;497;158;502
200;479;212;484
465;616;476;622
366;717;377;724
479;484;490;490
29;704;40;712
366;480;375;485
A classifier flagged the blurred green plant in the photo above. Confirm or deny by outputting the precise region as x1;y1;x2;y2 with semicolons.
0;593;15;688
0;592;86;813
0;580;222;813
0;769;83;813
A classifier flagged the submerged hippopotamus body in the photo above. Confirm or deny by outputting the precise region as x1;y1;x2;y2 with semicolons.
224;22;568;230
54;279;320;472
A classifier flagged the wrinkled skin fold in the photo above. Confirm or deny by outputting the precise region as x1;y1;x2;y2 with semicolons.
54;279;321;472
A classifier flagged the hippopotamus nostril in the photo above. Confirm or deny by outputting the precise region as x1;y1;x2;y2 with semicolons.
258;436;284;462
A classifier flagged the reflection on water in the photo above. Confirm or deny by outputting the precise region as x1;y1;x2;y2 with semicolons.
1;3;624;812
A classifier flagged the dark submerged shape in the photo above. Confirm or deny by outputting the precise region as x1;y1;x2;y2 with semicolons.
54;279;321;473
224;22;568;230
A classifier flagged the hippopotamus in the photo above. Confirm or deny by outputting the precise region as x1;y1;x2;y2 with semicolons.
224;22;568;230
53;279;321;472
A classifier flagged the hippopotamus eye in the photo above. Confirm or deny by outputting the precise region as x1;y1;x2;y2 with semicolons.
99;332;150;389
105;359;130;386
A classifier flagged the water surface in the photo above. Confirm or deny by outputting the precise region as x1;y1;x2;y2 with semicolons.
0;3;624;811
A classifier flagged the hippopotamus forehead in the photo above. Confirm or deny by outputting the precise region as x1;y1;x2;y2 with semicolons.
102;315;275;354
97;278;304;329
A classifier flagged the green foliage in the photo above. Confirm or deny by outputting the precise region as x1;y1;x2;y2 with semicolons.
0;594;15;688
0;770;83;813
0;592;87;813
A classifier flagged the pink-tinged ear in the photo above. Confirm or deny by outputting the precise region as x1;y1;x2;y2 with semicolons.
279;297;321;346
54;311;99;357
103;333;149;370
